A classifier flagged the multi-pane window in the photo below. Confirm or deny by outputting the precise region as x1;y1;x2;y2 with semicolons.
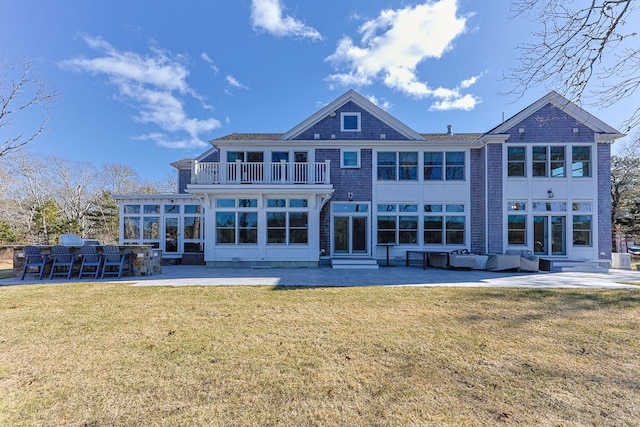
183;204;204;252
376;204;418;244
532;146;566;177
532;146;547;177
508;215;527;245
424;152;465;181
446;152;465;180
423;204;465;245
215;198;258;245
573;215;592;246
572;203;592;246
507;147;526;177
266;199;309;245
424;152;443;180
377;152;418;181
572;146;591;177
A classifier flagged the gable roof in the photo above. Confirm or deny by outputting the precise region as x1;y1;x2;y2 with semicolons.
487;91;624;139
280;89;425;141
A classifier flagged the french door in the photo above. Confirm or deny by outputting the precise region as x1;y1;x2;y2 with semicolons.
332;203;370;257
533;216;566;256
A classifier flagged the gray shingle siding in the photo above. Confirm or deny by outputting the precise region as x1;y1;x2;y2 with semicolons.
503;104;595;143
486;144;503;254
178;169;191;194
294;102;409;141
316;148;373;255
470;147;486;254
597;143;612;258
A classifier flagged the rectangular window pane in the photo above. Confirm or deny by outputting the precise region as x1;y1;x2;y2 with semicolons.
216;212;235;244
573;215;592;246
424;204;443;213
532;146;547;177
446;204;465;213
216;199;235;208
164;204;179;214
238;212;258;244
267;213;286;244
424;216;443;244
445;216;465;245
184;217;201;240
550;146;566;177
184;205;201;214
289;199;308;208
377;152;397;180
445;152;465;180
143;205;160;214
399;216;418;244
508;215;527;245
143;217;159;239
267;199;286;208
399;152;418;181
572;146;591;177
378;204;396;213
124;205;140;214
424;152;443;180
227;151;244;162
342;151;359;167
508;202;527;211
124;217;140;240
289;212;308;244
377;216;396;244
238;199;257;208
507;147;526;177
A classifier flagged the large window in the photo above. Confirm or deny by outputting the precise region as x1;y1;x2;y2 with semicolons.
377;152;418;181
266;199;309;245
183;204;204;252
377;204;418;244
424;151;465;181
507;147;526;177
215;198;258;245
573;215;592;246
572;146;591;177
423;204;465;245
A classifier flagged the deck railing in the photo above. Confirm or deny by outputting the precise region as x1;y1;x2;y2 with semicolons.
191;160;331;185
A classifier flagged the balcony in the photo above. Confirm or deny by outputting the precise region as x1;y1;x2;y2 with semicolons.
191;160;331;185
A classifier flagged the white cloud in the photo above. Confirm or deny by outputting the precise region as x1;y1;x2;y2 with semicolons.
64;35;220;149
326;0;481;111
201;52;219;75
226;75;249;90
366;94;392;110
251;0;322;40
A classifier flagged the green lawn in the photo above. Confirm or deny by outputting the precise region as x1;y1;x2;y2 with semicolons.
0;283;638;426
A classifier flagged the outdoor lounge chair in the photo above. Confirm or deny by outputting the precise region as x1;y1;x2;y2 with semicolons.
101;245;132;279
49;245;78;279
20;245;53;280
78;244;103;279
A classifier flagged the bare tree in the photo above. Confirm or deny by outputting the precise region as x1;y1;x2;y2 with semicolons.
508;0;639;131
1;55;59;157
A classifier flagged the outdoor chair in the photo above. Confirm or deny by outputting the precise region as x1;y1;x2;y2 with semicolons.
101;245;133;279
20;245;53;280
49;245;78;279
78;244;103;279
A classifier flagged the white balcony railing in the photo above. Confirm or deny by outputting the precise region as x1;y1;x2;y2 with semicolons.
191;160;331;185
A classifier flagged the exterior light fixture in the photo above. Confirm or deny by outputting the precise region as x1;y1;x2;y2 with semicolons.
519;128;525;134
547;189;554;199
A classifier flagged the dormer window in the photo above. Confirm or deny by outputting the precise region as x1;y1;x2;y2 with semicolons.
341;112;361;132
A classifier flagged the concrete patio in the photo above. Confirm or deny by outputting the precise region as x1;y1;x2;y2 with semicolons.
3;264;640;289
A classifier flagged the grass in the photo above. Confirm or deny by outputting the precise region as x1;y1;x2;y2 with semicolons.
0;283;638;426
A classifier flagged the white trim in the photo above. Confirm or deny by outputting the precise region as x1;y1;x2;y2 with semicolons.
340;112;361;132
341;149;360;168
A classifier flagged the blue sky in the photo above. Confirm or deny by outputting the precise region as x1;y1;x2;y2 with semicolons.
1;0;636;181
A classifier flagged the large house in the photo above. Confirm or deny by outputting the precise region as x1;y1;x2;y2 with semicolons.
114;90;623;268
